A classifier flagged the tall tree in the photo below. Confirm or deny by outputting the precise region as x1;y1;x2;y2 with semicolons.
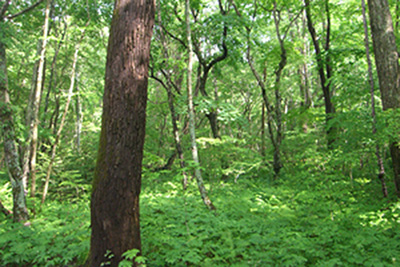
88;0;155;265
361;0;388;197
186;0;216;210
368;0;400;196
192;0;228;139
0;0;45;222
0;29;29;222
41;23;87;204
150;1;189;189
304;0;336;148
23;0;52;197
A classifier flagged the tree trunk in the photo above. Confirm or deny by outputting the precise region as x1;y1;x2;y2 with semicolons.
186;0;216;211
23;0;51;197
304;0;335;148
75;72;82;152
298;10;312;108
261;101;266;157
88;0;155;266
362;0;388;197
41;25;86;204
192;0;227;139
0;25;29;222
0;198;12;216
368;0;400;196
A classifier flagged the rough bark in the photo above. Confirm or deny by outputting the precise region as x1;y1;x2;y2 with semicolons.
368;0;400;196
0;20;29;222
186;0;216;211
362;0;388;197
88;0;155;266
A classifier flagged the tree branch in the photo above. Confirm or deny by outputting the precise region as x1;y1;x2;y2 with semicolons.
6;0;44;20
0;0;10;19
162;25;187;49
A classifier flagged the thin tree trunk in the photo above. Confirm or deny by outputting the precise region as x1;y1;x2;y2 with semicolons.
23;0;51;197
43;18;67;118
186;0;215;211
298;10;311;108
304;0;335;148
271;1;287;178
361;0;388;197
261;101;266;157
368;0;400;196
75;72;82;152
0;198;12;216
41;27;86;204
154;2;189;189
192;0;227;139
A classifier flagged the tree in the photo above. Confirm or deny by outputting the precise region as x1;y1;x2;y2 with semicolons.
304;0;336;148
361;0;388;197
186;0;216;210
23;0;51;198
87;0;155;266
368;0;400;196
0;0;45;222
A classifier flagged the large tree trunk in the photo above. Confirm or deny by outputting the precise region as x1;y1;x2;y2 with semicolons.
88;0;155;266
368;0;400;196
362;0;388;197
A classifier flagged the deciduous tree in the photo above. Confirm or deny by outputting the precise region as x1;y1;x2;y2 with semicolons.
368;0;400;196
88;0;155;265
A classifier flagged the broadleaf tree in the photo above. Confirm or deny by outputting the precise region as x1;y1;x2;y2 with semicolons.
87;0;155;265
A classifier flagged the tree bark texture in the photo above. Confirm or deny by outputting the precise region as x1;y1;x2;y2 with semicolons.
368;0;400;196
0;22;29;222
362;0;388;197
88;0;155;266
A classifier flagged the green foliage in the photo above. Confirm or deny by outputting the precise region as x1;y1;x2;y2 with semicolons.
0;188;90;266
119;249;147;267
1;150;400;266
2;0;400;266
139;169;400;266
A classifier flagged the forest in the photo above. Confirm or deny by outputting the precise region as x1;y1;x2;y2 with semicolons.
1;0;400;266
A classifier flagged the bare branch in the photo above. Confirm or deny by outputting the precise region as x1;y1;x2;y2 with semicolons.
6;0;44;20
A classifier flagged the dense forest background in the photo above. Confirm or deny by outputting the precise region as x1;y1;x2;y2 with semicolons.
1;0;400;265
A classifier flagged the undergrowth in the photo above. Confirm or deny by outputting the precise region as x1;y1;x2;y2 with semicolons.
1;164;400;266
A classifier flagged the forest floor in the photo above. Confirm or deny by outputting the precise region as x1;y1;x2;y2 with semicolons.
0;167;399;266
